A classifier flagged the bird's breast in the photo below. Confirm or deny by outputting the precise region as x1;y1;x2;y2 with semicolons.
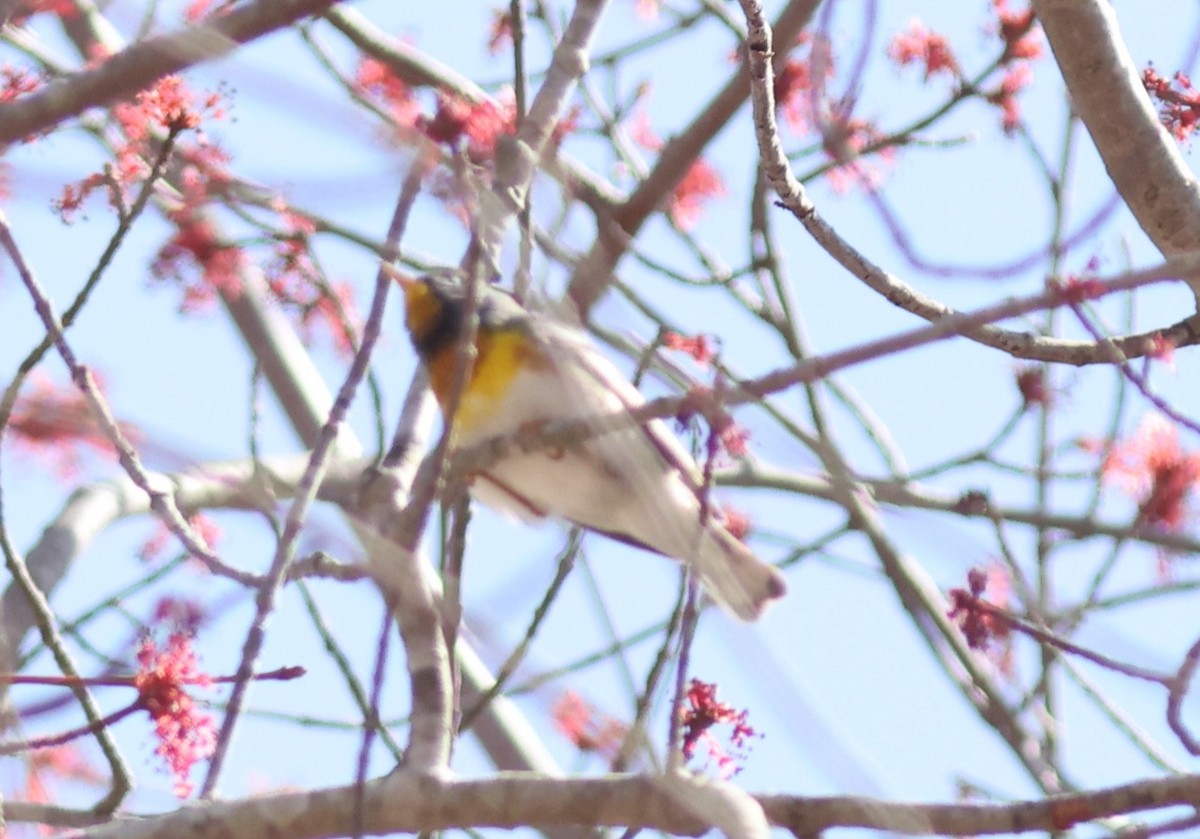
430;327;547;437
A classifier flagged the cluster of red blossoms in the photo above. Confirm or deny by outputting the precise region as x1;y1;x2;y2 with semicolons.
354;56;586;227
22;744;105;807
888;1;1041;134
139;512;223;568
947;567;1013;652
134;633;217;797
628;109;727;230
659;332;753;462
45;39;357;347
354;57;516;162
1100;414;1200;535
1143;67;1200;142
551;690;628;759
770;32;894;192
662;331;717;366
950;414;1200;660
55;73;225;223
6;375;135;477
888;21;959;82
553;680;760;777
678;679;759;778
773;32;835;137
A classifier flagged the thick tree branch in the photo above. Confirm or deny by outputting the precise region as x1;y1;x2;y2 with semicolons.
0;0;339;146
565;0;821;316
15;771;1193;838
1032;0;1200;286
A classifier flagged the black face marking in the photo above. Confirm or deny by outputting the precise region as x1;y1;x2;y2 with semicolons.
410;280;464;360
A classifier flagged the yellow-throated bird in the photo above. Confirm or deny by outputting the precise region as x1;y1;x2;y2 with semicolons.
399;274;787;621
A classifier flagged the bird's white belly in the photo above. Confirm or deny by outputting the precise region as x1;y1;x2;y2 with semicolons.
471;449;640;526
452;363;660;531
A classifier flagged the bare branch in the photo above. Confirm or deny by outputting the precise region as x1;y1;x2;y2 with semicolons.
24;771;1200;838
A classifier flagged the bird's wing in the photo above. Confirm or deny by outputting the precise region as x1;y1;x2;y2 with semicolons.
530;319;706;486
528;319;785;620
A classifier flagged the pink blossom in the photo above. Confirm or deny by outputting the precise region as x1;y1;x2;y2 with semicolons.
888;20;959;81
668;158;725;229
679;679;759;778
551;690;627;758
1102;414;1200;532
135;633;216;797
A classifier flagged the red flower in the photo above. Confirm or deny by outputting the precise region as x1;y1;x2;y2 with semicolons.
1148;333;1177;369
769;34;833;136
716;420;750;459
986;63;1032;134
114;75;223;139
678;679;758;777
823;115;893;193
721;506;751;541
947;566;1014;674
1102;414;1200;532
139;513;222;568
53;173;108;223
633;0;661;20
1015;366;1048;408
550;104;581;150
1143;67;1200;142
662;331;715;366
1054;272;1104;304
144;149;238;307
1;63;42;103
773;59;813;133
354;58;421;129
182;0;233;21
144;76;217;131
993;0;1041;62
423;94;516;160
258;201;360;354
628;108;662;151
55;76;224;221
152;215;244;309
24;744;104;808
299;280;361;357
888;20;959;81
267;207;318;284
183;0;215;20
7;375;133;477
668;158;725;230
551;690;627;759
264;205;318;295
487;9;513;55
135;633;216;797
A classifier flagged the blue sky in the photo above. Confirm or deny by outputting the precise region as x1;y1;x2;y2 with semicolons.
3;0;1200;831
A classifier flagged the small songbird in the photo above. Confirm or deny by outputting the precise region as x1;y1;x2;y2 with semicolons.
398;274;787;621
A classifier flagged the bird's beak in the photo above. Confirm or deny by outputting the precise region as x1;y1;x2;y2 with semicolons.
382;264;417;290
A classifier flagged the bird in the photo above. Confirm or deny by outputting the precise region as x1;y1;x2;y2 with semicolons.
397;273;787;621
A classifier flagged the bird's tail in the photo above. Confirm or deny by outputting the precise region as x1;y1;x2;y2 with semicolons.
690;523;787;621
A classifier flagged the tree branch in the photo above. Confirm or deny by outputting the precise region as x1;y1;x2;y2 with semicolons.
566;0;821;316
0;0;339;145
1032;0;1200;294
26;771;1200;838
735;0;1200;364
